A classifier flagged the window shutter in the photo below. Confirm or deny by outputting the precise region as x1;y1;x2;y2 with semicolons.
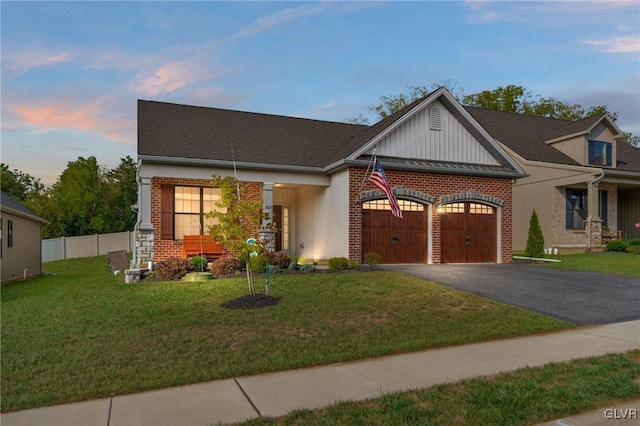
160;185;174;240
606;143;612;166
588;140;595;165
600;191;608;226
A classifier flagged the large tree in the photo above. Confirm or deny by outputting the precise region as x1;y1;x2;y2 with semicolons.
1;163;44;202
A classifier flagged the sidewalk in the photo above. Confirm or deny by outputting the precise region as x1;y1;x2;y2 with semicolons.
3;320;639;426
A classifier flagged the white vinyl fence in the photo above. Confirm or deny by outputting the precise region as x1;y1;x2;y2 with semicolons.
42;231;134;263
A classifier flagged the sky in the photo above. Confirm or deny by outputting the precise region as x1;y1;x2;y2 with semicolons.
2;1;639;185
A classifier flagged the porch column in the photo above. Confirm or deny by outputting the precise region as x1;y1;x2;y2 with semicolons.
586;179;603;248
136;176;154;267
261;182;275;251
139;176;153;229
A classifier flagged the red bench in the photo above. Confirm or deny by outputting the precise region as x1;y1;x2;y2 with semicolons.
181;235;224;260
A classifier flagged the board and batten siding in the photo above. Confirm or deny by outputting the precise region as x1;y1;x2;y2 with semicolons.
294;170;349;261
368;101;500;166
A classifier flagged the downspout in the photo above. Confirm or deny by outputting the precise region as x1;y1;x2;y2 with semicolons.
585;171;605;252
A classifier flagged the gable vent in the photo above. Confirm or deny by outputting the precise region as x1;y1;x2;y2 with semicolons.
430;106;442;130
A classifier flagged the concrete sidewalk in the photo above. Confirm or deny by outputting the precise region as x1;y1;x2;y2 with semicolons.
3;320;639;426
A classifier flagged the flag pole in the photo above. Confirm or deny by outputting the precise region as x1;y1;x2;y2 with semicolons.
356;148;376;203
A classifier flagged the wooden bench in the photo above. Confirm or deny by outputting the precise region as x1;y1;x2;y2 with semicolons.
181;235;224;260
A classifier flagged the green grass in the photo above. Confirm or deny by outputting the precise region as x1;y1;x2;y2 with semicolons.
242;351;640;425
1;256;572;412
537;252;639;277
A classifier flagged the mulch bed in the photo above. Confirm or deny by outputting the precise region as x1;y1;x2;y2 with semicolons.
220;294;281;310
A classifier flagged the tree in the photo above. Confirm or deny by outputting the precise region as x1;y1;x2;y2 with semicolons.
103;156;138;233
0;163;44;202
207;175;266;296
524;209;545;258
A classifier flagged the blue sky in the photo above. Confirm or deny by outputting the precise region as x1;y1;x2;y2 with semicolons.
2;1;639;185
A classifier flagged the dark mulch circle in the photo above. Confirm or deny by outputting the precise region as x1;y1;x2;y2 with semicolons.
220;294;281;310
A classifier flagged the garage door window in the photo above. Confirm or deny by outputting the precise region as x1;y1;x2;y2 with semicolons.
442;203;493;214
363;199;424;211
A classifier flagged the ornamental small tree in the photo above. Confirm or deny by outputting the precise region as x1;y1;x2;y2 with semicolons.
524;209;545;258
207;175;266;296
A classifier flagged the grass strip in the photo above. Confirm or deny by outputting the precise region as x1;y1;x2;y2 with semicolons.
241;351;640;425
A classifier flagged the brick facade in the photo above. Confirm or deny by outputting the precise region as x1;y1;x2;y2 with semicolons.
349;167;513;264
150;177;262;262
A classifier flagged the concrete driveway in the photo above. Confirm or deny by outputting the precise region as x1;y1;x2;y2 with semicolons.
382;263;640;325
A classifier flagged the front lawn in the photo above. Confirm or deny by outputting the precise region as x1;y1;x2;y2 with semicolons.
1;256;573;412
538;252;639;277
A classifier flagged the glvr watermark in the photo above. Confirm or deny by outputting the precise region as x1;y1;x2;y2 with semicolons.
604;408;637;420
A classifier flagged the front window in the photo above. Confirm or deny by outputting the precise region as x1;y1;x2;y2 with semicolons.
588;140;612;166
174;186;220;239
566;189;587;230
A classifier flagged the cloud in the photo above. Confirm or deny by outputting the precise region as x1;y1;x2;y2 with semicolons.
3;49;75;78
7;97;135;145
583;36;640;53
133;58;219;96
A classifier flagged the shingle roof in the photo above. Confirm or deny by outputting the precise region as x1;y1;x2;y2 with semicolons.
465;107;639;173
138;100;369;169
1;191;47;223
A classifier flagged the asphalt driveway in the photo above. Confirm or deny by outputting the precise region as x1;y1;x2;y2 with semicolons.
382;263;640;325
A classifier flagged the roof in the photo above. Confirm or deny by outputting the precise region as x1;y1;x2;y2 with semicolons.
138;100;369;169
138;91;525;178
465;107;639;173
0;191;48;224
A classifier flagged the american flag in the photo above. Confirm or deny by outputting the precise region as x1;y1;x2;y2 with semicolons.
369;159;403;218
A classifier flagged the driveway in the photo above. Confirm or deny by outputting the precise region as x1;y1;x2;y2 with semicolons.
382;263;640;325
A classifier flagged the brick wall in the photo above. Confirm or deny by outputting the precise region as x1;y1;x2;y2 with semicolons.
150;177;262;262
349;167;513;263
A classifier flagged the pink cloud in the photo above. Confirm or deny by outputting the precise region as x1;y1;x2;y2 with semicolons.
3;49;74;78
9;99;135;145
134;58;215;96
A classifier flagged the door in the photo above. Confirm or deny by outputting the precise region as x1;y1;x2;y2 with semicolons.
441;202;496;263
362;200;427;263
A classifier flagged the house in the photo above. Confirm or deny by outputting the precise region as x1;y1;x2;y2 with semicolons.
466;108;640;252
134;87;527;266
1;191;48;284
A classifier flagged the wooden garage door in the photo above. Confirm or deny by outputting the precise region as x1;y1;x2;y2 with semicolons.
441;202;496;263
362;200;427;263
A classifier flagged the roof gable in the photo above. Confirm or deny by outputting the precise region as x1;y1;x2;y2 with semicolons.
347;87;524;172
1;191;47;224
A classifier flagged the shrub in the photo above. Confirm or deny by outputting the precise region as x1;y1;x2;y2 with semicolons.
349;260;360;269
606;240;629;252
626;245;640;254
287;262;299;271
210;255;243;276
190;256;208;271
628;239;640;247
524;209;544;258
250;254;269;273
328;257;349;270
364;252;382;269
265;251;290;269
300;263;314;274
154;257;195;281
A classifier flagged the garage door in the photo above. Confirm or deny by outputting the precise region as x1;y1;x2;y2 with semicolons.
362;200;427;263
441;202;496;263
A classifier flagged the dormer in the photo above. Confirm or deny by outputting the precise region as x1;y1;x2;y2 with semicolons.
544;114;623;168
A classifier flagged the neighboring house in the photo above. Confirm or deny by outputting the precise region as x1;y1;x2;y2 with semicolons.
135;87;526;266
466;107;640;252
1;191;48;284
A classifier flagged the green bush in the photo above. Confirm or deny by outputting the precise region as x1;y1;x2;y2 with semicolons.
628;239;640;246
287;262;299;271
300;263;314;274
626;245;639;254
190;256;208;271
349;260;360;269
364;252;382;269
524;209;544;258
154;257;195;281
250;254;269;273
210;255;243;276
606;240;629;252
328;257;349;270
265;251;290;269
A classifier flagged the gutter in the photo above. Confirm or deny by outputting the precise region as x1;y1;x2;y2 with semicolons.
138;155;326;174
